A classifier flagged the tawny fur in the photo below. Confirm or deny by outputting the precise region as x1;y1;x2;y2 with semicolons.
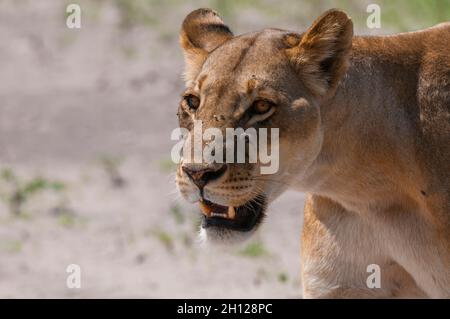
176;8;450;298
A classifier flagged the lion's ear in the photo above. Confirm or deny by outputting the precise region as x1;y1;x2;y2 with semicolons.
180;8;233;84
286;9;353;97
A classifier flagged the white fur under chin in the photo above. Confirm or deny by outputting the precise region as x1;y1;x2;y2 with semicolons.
198;227;208;245
197;225;255;247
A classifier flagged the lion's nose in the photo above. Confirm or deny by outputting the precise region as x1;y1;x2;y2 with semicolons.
182;164;227;190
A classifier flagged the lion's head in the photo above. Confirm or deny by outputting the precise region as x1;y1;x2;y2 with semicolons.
175;8;353;243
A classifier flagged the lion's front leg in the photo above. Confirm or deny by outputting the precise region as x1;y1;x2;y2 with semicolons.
300;195;426;299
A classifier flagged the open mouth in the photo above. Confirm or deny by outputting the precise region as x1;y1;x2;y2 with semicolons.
199;196;266;232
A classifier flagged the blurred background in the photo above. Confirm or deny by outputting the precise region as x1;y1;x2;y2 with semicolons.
0;0;448;298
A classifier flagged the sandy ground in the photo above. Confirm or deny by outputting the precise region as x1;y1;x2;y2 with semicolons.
0;0;306;298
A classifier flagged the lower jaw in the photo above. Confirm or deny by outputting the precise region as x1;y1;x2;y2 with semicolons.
200;196;266;232
202;212;262;232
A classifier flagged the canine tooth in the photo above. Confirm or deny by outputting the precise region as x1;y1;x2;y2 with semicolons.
199;201;212;217
227;206;236;219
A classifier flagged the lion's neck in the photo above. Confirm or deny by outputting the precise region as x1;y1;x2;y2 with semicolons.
297;37;423;213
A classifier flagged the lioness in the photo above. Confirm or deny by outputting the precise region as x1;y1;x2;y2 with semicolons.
175;8;450;298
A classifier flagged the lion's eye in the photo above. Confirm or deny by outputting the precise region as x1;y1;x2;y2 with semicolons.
251;100;273;114
183;94;200;110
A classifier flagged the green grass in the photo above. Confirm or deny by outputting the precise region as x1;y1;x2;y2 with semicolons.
277;272;289;283
238;241;268;258
113;0;160;28
109;0;450;33
158;158;177;173
377;0;450;31
55;208;87;228
153;230;175;251
98;155;126;188
57;213;77;228
1;240;23;253
0;168;67;216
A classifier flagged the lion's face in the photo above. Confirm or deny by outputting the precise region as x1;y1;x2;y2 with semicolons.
175;9;352;243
